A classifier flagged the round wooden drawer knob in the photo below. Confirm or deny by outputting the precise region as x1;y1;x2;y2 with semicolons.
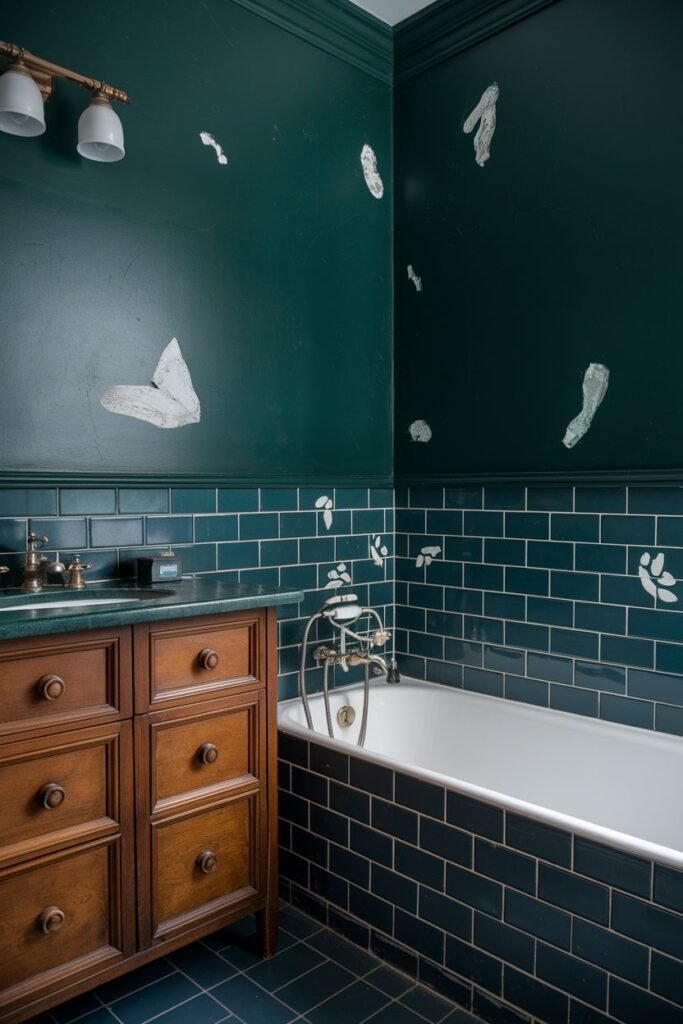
196;850;218;874
38;783;66;810
198;648;220;671
197;743;219;765
38;675;66;701
38;906;65;935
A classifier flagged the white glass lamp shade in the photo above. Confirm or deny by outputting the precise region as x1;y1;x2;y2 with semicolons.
0;66;46;137
77;94;124;162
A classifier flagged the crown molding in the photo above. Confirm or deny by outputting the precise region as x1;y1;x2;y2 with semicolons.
394;0;558;83
230;0;393;83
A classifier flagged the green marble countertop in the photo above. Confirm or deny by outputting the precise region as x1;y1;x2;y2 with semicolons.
0;577;303;640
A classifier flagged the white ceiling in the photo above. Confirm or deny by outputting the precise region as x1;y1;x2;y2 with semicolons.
348;0;439;26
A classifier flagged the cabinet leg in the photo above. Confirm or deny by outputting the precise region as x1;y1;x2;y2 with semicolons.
256;903;279;958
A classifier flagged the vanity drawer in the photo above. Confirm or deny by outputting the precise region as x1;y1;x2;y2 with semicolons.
0;836;130;1009
149;794;261;941
142;692;263;814
0;628;132;741
0;722;131;867
134;612;265;711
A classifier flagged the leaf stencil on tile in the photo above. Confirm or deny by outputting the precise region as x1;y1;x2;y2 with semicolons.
326;562;352;589
315;495;334;530
409;419;432;443
370;535;389;568
416;545;441;568
639;551;678;603
463;82;499;167
101;338;201;429
360;144;384;199
407;265;423;292
562;363;609;449
199;131;228;165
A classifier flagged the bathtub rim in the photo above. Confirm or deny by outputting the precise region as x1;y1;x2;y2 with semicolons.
278;678;683;872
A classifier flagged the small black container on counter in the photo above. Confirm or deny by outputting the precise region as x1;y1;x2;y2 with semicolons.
137;552;182;584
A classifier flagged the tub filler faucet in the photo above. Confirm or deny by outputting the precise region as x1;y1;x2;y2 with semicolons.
298;594;400;747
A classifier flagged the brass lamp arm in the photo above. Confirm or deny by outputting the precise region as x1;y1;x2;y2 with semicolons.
0;40;129;104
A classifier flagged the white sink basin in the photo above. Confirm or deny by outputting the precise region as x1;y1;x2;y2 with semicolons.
0;598;141;612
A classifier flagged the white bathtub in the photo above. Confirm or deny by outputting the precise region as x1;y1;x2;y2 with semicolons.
278;678;683;870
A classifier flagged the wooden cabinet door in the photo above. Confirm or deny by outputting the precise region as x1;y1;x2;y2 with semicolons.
0;629;132;742
0;722;131;869
150;794;264;942
0;835;134;1017
134;612;266;712
135;691;267;947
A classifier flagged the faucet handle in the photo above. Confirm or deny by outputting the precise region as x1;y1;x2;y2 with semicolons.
28;532;49;549
0;566;9;574
65;555;93;590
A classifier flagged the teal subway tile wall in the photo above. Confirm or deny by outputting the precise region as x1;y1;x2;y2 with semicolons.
0;486;393;700
396;486;683;737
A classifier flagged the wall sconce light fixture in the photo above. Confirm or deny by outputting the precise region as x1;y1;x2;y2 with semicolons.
0;41;130;162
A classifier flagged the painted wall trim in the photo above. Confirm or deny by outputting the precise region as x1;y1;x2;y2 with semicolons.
394;0;558;83
0;472;394;487
396;470;683;485
229;0;393;83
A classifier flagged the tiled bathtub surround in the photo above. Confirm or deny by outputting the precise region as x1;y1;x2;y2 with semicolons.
395;485;683;736
0;486;394;700
278;732;683;1024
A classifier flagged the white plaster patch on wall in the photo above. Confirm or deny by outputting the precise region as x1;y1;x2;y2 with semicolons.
639;552;678;604
101;338;201;429
463;82;499;167
360;144;384;199
370;535;389;568
562;363;609;449
199;131;228;165
409;419;432;443
315;495;334;531
326;562;352;589
416;545;441;569
407;265;423;292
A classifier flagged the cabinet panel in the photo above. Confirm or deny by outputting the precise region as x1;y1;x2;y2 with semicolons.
151;795;261;941
0;723;129;867
148;692;263;813
0;837;130;1009
134;613;264;711
0;629;131;741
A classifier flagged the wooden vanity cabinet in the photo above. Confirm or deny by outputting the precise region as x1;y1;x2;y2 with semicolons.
0;608;280;1024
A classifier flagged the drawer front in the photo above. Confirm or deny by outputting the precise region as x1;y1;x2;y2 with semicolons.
152;795;260;940
148;692;263;813
0;723;130;867
0;629;131;740
0;836;127;1004
135;612;264;710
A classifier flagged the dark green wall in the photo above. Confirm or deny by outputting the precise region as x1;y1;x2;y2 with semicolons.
0;0;392;482
394;0;683;482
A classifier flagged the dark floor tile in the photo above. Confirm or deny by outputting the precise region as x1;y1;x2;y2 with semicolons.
304;928;379;976
365;965;414;998
276;961;355;1015
50;994;104;1024
112;975;200;1024
168;943;238;989
95;960;176;1004
245;941;324;991
365;1003;427;1024
53;1011;118;1024
210;975;294;1024
400;984;455;1022
149;994;231;1024
306;979;388;1024
279;907;323;939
